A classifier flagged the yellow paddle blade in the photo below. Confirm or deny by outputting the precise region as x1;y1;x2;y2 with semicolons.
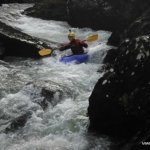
86;34;98;42
38;49;53;56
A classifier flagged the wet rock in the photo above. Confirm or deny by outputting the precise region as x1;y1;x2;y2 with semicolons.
24;80;72;110
106;7;150;72
103;48;118;65
5;112;32;133
0;21;54;58
125;9;150;39
119;125;150;150
67;0;119;30
88;35;150;141
0;0;35;5
108;7;150;46
25;0;150;31
0;42;5;59
24;0;67;21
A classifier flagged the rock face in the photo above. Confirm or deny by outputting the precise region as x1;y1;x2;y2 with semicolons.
68;0;150;31
25;0;150;31
24;80;72;110
0;21;55;58
24;0;67;21
88;3;150;148
108;6;150;46
0;79;72;134
0;0;35;5
88;35;150;137
88;8;150;147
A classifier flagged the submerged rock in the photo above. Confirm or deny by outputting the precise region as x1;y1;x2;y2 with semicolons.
24;80;73;110
0;80;73;133
5;112;32;133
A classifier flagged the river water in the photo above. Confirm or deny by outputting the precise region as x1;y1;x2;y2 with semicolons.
0;3;112;150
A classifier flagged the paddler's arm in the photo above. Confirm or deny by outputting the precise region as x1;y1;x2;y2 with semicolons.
59;43;71;51
81;40;88;48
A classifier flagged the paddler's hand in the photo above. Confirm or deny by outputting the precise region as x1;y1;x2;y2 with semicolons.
58;46;63;51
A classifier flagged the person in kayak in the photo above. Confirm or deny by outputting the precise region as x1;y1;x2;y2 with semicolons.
59;30;88;55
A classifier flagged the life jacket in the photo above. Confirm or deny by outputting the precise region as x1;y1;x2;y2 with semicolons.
60;39;88;55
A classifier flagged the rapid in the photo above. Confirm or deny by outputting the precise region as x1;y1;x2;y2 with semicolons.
0;3;112;150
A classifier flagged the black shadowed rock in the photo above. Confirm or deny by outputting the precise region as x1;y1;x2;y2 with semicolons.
0;21;55;58
24;0;67;21
0;0;35;5
24;80;73;110
108;6;150;46
5;111;32;133
88;35;150;149
24;0;150;31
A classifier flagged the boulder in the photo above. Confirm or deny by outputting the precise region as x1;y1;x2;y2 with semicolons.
0;21;54;58
108;7;150;46
88;35;150;150
88;35;150;140
5;112;32;133
24;0;67;21
0;0;35;5
0;42;5;59
24;80;73;110
24;0;150;31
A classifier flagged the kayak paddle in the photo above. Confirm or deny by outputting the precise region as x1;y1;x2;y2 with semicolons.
85;34;98;42
38;34;98;56
38;48;53;56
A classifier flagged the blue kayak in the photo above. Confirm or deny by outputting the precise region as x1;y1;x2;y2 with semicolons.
60;53;89;64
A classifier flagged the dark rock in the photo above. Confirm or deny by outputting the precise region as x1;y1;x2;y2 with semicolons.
108;7;150;46
25;0;150;31
24;0;67;21
107;31;123;46
67;0;120;30
0;0;35;5
113;124;150;150
5;112;32;133
0;21;55;58
103;48;118;65
0;42;5;59
88;35;150;140
24;80;72;110
88;72;143;138
125;9;150;39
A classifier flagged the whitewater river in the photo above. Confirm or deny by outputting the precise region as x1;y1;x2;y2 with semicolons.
0;3;112;150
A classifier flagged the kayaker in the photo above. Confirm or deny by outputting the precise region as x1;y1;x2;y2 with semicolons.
59;30;88;55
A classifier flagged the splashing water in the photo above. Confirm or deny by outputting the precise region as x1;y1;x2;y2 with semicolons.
0;3;112;150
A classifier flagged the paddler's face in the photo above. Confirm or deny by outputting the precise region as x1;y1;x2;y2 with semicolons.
68;36;74;41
